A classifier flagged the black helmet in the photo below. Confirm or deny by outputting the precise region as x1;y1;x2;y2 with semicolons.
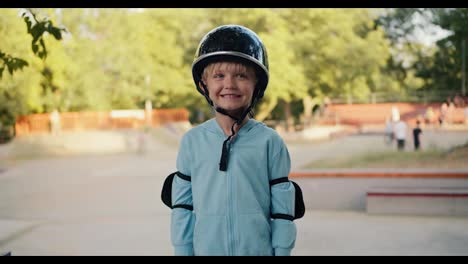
192;25;269;101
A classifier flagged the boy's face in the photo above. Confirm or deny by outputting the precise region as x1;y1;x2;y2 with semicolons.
201;62;257;113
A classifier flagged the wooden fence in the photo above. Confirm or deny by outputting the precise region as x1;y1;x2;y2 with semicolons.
14;108;189;136
319;103;466;126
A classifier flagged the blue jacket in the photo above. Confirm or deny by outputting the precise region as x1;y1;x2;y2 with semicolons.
171;118;296;256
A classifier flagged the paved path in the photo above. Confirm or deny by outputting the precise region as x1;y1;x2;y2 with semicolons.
1;128;468;255
1;152;467;255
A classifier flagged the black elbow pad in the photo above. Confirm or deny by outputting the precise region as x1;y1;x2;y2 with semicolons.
270;177;305;220
161;171;193;210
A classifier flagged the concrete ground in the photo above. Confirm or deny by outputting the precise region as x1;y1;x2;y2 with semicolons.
1;126;468;255
287;128;468;170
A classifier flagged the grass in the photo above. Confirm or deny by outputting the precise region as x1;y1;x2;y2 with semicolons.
304;142;468;169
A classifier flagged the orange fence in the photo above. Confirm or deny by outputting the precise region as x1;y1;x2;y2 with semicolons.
320;103;466;126
15;108;189;136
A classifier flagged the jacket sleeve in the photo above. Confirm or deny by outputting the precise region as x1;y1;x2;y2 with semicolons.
269;142;297;256
171;135;195;256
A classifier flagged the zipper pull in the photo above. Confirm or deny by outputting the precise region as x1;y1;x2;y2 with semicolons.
219;136;231;171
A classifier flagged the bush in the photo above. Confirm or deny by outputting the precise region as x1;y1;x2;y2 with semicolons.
0;112;15;144
0;126;14;144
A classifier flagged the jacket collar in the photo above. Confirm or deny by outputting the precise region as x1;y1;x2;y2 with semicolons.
203;118;260;137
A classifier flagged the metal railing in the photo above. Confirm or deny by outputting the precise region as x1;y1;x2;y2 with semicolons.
331;90;466;105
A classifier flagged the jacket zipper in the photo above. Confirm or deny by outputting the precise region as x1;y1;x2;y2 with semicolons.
230;140;237;255
224;166;231;255
226;138;236;255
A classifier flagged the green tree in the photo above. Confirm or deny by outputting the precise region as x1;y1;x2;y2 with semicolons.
376;8;463;101
424;8;468;97
277;8;393;125
0;8;66;79
0;8;66;142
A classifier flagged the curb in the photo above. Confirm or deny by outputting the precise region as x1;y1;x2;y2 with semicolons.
290;171;468;179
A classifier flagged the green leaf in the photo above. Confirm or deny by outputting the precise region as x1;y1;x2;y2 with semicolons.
32;43;39;54
12;58;29;69
23;16;32;34
38;38;47;59
7;64;13;75
46;24;64;40
31;23;44;42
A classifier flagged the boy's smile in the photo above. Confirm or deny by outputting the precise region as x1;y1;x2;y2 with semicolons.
214;87;250;111
220;94;242;99
202;62;257;113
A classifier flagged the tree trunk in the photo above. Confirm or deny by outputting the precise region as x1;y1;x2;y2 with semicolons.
302;95;316;128
283;100;294;132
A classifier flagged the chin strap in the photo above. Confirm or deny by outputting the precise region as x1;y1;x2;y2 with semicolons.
219;121;236;171
200;82;258;171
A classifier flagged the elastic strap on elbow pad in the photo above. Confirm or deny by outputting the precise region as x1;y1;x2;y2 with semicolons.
161;171;193;210
269;177;305;220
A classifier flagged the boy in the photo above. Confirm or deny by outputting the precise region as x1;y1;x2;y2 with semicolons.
170;25;298;256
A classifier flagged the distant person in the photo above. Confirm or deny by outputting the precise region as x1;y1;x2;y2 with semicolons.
145;99;153;127
394;119;407;151
439;102;448;126
453;94;465;108
391;106;400;122
49;109;61;135
322;96;331;117
412;120;423;151
384;117;394;146
424;106;435;126
447;100;455;125
464;105;468;125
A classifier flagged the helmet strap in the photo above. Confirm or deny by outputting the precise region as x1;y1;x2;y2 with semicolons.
218;106;252;171
199;82;214;106
217;96;260;171
200;82;261;171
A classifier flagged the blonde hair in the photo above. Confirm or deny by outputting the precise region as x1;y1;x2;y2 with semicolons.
201;61;257;83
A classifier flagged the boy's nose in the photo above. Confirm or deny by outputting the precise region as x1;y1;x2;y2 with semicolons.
223;76;236;89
